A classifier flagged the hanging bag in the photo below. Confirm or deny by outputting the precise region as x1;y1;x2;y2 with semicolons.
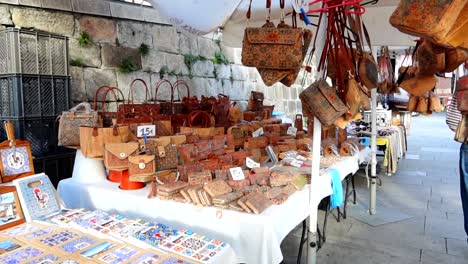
456;75;468;114
389;0;467;48
299;79;349;126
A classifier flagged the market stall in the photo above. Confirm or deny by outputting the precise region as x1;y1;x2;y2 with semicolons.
57;149;367;264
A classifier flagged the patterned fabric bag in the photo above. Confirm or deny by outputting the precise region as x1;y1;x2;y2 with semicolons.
58;102;99;147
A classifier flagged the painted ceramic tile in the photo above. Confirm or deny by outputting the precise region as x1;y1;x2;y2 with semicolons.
0;223;41;237
59;236;98;254
133;224;177;247
80;241;114;259
72;210;112;229
180;238;206;251
1;146;32;175
0;239;23;254
22;228;55;240
0;247;43;264
97;246;140;264
160;256;194;264
14;174;61;221
58;260;80;264
128;252;164;264
26;253;61;264
38;230;78;247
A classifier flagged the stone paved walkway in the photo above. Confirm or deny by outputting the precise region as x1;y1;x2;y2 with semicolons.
281;113;467;263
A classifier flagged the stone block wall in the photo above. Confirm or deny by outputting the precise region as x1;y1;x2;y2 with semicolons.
0;0;313;120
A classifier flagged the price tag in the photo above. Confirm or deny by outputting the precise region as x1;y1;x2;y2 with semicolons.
246;157;260;169
287;126;298;136
290;159;304;168
229;167;245;181
296;155;307;161
137;125;156;138
252;128;264;138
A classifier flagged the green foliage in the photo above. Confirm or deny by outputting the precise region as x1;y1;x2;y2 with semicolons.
211;51;229;65
70;58;85;67
139;43;149;56
78;31;93;47
159;65;170;79
118;58;138;73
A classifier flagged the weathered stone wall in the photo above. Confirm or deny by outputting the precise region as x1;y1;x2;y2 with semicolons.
0;1;310;119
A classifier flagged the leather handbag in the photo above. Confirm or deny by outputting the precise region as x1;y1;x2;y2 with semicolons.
228;102;243;126
295;114;303;131
390;0;467;49
346;76;370;118
79;125;129;158
172;80;191;114
119;79;152;115
247;91;265;111
154;79;174;115
227;126;246;149
299;79;349;126
128;154;155;182
212;94;231;128
58;102;99;147
104;142;139;170
416;40;446;75
416;96;430;115
456;75;468;113
178;143;198;164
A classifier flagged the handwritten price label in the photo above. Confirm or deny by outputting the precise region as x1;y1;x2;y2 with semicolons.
229;167;245;181
246;157;260;169
290;159;304;168
252;128;264;138
287;126;298;136
137;125;156;138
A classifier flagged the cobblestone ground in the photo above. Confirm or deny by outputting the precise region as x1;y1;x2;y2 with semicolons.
281;113;467;263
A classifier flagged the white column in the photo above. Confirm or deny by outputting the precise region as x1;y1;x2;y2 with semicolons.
307;117;321;264
369;88;378;214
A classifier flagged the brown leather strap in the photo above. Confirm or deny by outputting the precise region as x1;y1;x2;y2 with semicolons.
247;0;253;19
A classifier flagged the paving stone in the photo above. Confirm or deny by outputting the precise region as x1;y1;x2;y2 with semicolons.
446;238;468;258
425;215;466;240
191;60;214;78
421;249;467;264
150;24;179;53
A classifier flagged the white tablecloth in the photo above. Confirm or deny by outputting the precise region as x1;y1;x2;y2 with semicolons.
58;154;361;264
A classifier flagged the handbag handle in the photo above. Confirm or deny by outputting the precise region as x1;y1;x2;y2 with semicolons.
188;111;212;128
100;87;126;126
172;80;191;102
93;85;115;111
128;79;150;104
154;79;174;104
69;102;92;113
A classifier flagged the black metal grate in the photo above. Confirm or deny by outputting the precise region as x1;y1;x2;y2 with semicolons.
19;33;38;74
40;77;54;116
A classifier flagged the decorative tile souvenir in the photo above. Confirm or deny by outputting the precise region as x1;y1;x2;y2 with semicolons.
37;230;79;247
58;260;80;264
160;256;194;264
0;246;43;263
26;253;61;264
13;174;61;222
80;241;114;259
1;146;32;176
71;210;112;229
21;227;55;240
59;236;98;254
180;238;206;251
128;252;165;264
0;223;41;237
0;238;23;254
133;224;178;247
97;246;140;264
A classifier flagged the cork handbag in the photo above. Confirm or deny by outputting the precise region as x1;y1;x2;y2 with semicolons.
456;75;468;114
104;142;139;170
58;102;99;148
155;141;178;171
299;79;348;126
128;154;155;182
389;0;466;48
79;125;129;159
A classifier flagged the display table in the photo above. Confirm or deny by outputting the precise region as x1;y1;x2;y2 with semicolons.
58;153;361;264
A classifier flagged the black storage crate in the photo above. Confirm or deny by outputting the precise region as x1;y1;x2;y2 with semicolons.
33;151;75;188
0;117;70;157
0;74;70;118
0;28;69;76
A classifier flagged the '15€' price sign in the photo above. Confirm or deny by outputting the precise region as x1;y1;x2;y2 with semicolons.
137;125;156;138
